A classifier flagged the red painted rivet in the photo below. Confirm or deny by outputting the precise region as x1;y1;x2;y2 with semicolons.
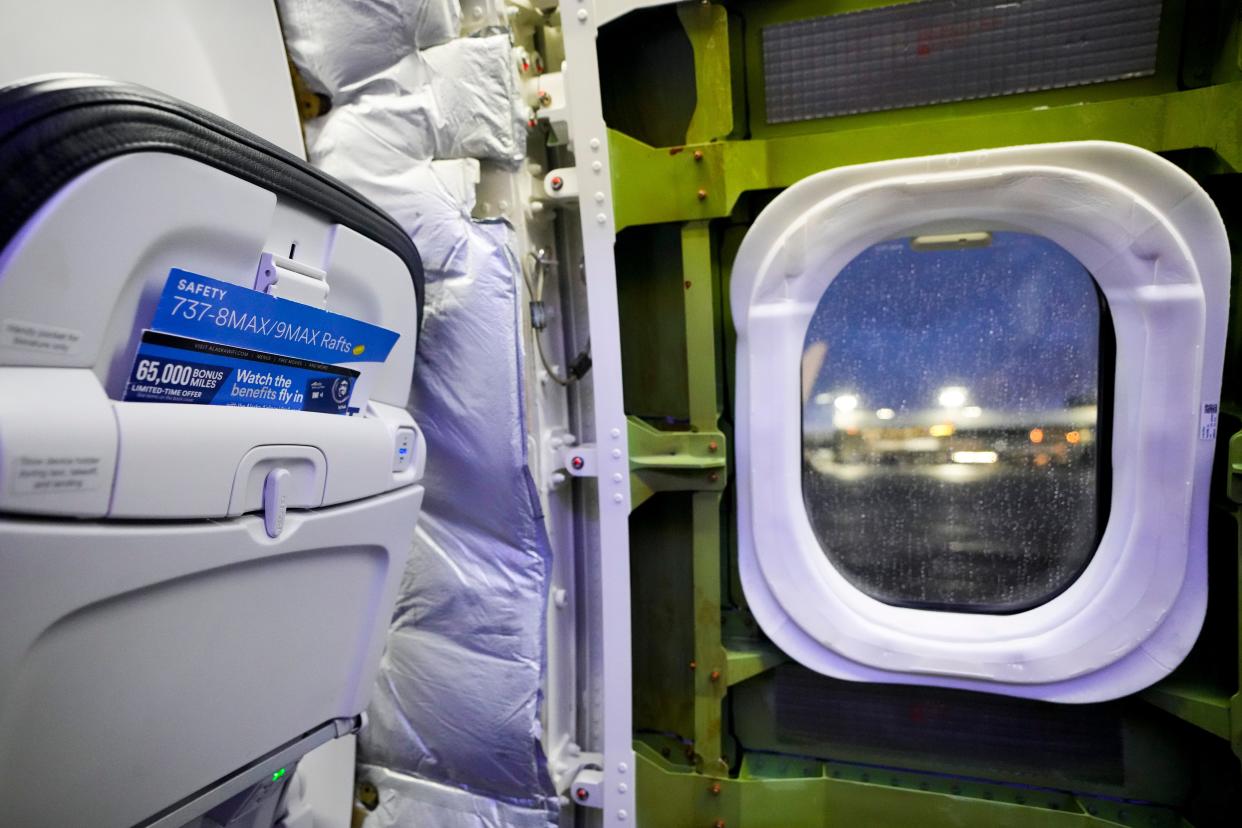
708;472;720;483
709;670;721;682
715;820;726;828
551;176;564;191
689;660;698;670
708;441;719;452
575;787;589;801
571;455;584;469
710;782;722;795
693;150;704;162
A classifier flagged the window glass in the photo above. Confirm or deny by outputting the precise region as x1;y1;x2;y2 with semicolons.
801;231;1106;613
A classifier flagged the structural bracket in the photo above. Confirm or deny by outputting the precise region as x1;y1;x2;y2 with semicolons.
628;417;726;510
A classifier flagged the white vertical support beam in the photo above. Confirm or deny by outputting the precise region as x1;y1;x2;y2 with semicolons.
561;1;637;824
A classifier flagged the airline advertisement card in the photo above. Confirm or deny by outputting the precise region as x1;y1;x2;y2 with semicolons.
124;267;400;414
123;330;359;414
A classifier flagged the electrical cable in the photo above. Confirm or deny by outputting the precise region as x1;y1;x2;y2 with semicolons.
523;250;591;386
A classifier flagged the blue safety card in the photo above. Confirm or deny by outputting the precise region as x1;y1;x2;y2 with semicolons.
124;330;360;414
150;268;399;365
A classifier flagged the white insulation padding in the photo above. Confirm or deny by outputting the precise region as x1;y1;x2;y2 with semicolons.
305;35;525;166
279;0;461;95
282;4;554;825
283;0;524;164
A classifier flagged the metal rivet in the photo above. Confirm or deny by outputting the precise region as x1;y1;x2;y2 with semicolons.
612;448;622;459
577;8;588;21
618;763;629;774
590;138;601;151
708;472;720;482
693;150;704;161
592;161;603;172
618;783;629;794
709;669;721;682
689;660;698;670
617;811;628;821
709;783;722;795
613;493;623;503
696;188;708;201
596;213;607;224
611;428;621;438
595;191;606;203
612;473;623;483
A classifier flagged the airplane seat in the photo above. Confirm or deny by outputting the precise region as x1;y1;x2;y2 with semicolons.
0;75;426;828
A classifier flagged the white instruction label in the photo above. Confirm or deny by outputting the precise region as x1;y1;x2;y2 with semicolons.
1;318;83;356
10;455;103;494
1200;403;1219;441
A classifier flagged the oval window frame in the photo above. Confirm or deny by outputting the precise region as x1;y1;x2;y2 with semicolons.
731;142;1230;702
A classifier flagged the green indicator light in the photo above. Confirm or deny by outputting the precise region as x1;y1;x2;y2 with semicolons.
272;768;286;782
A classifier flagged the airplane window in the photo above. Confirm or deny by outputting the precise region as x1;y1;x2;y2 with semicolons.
801;231;1106;613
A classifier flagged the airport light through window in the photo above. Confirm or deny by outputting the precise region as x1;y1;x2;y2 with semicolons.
801;231;1106;613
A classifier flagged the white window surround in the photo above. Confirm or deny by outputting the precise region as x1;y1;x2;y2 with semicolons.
731;142;1230;702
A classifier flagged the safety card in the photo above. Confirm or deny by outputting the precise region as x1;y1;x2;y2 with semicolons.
123;268;400;415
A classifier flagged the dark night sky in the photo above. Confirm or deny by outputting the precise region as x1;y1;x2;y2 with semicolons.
803;231;1100;426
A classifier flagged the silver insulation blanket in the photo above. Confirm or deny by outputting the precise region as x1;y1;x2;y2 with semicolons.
358;764;555;828
354;165;557;820
315;152;558;828
290;9;555;824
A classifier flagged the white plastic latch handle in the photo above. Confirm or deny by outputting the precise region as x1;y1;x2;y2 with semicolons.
254;252;329;308
263;468;290;538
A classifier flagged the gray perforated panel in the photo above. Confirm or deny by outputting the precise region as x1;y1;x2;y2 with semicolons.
763;0;1162;124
